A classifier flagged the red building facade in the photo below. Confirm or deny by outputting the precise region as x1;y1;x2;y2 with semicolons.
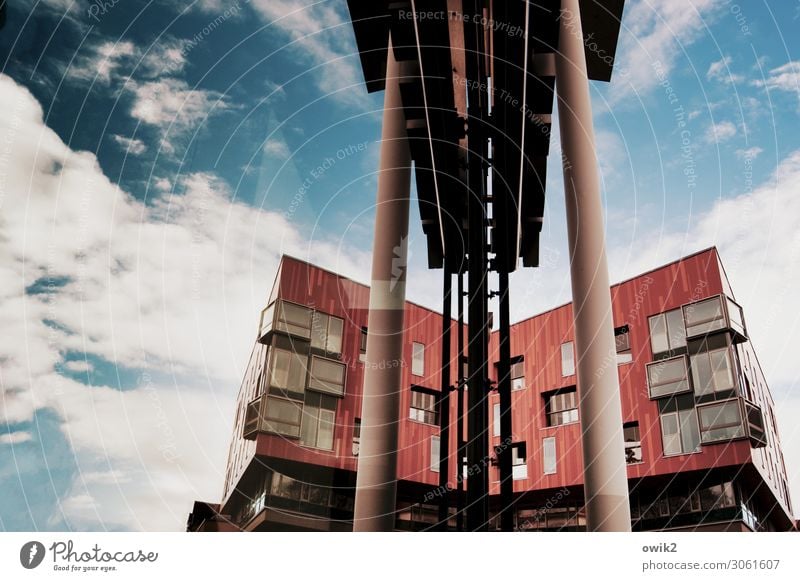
187;248;794;532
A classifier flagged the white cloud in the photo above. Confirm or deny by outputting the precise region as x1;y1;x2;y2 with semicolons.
111;134;147;156
0;432;33;445
63;360;92;373
735;146;763;161
702;119;737;145
67;39;188;86
754;61;800;98
264;138;291;158
611;0;720;104
128;78;229;153
0;73;370;530
706;56;744;85
248;0;369;108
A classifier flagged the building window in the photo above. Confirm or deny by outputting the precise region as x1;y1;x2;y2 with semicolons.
615;325;633;364
307;356;346;397
697;399;745;444
648;308;687;355
646;355;691;398
511;358;525;391
359;327;368;363
512;442;528;480
409;387;439;425
543;437;556;475
310;312;344;355
274;300;313;339
269;348;308;399
560;341;575;377
545;388;579;427
624;422;642;464
659;409;700;456
263;396;302;438
743;401;767;447
353;418;361;456
430;436;440;472
690;347;736;396
412;342;425;376
683;296;726;339
300;392;337;450
493;403;501;437
698;482;736;511
243;397;261;439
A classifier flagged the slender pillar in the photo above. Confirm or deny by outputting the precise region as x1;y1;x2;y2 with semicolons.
353;38;412;532
497;270;513;531
436;268;452;529
555;0;631;532
455;271;465;532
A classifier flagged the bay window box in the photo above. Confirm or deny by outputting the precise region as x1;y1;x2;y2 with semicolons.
646;355;691;398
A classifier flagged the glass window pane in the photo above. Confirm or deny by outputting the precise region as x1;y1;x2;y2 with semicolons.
265;397;302;423
665;309;687;349
493;403;501;437
649;314;669;354
678;409;700;453
326;316;343;354
308;357;346;396
311;312;328;350
709;349;734;392
543;438;556;474
278;301;312;338
430;436;440;472
727;298;746;336
301;405;319;447
698;401;744;443
412;342;425;376
317;409;335;450
561;342;575;377
690;352;713;396
647;357;690;397
684;296;725;337
660;413;681;456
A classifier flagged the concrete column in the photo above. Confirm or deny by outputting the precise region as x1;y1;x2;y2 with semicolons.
352;37;412;532
555;0;631;532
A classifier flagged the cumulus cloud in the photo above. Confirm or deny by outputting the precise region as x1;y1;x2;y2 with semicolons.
706;56;744;85
754;61;800;101
0;73;370;530
703;119;737;145
0;432;33;445
264;138;291;158
735;146;763;161
67;39;188;86
111;134;147;156
247;0;369;108
611;0;720;103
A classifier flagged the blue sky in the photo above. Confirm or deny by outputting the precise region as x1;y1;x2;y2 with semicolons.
0;0;799;530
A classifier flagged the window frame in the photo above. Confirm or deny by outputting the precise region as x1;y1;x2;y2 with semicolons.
623;421;642;464
696;398;747;444
648;308;687;355
307;355;347;397
646;355;692;399
615;325;633;365
543;437;556;475
430;436;441;472
560;341;575;377
544;387;579;427
409;386;440;426
512;442;528;480
273;299;314;340
659;408;701;457
411;342;425;376
689;346;737;396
